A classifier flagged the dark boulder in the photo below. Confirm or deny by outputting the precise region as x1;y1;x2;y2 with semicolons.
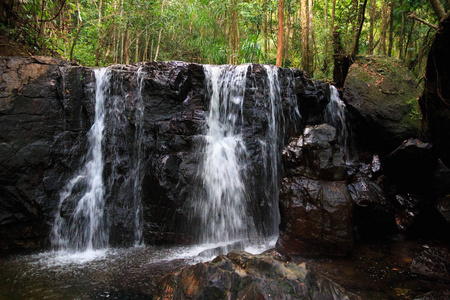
436;196;450;224
348;162;396;239
156;250;360;300
343;56;421;154
380;139;450;238
419;14;450;167
283;124;347;181
278;124;353;257
278;177;354;257
411;247;450;282
382;139;437;195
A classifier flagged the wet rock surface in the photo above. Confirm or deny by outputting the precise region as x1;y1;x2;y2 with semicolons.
380;139;450;239
277;124;354;257
0;57;330;250
303;240;450;299
156;250;360;300
411;246;450;282
0;56;79;250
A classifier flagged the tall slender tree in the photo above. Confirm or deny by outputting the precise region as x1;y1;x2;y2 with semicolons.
276;0;285;66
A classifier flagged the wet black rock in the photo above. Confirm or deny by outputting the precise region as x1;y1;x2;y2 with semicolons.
282;124;347;181
278;124;353;256
411;247;450;282
380;139;450;238
0;56;79;250
156;250;360;300
436;196;450;224
348;166;396;239
0;57;331;251
382;139;437;195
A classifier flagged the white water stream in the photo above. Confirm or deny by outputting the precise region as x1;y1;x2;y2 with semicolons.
51;69;109;251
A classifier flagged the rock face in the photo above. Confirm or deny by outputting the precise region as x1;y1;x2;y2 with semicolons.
0;56;331;251
343;56;421;154
380;138;450;238
277;124;354;257
156;251;360;300
420;15;450;167
411;247;450;282
0;57;79;250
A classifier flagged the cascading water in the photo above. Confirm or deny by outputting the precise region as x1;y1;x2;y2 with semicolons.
198;64;252;244
325;85;351;159
51;69;110;251
132;67;146;245
52;67;146;251
195;64;301;251
261;65;300;236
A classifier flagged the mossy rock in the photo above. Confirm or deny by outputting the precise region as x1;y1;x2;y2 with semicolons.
343;55;422;154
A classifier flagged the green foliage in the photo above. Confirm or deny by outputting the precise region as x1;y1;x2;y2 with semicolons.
1;0;439;83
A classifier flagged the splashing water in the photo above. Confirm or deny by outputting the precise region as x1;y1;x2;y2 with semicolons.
325;85;350;160
198;64;251;244
51;69;110;251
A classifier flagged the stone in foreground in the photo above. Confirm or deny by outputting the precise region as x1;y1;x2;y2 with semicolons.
156;250;360;300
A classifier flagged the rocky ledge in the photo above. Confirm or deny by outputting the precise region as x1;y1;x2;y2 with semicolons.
156;250;360;300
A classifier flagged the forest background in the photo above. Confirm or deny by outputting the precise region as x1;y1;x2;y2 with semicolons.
1;0;449;81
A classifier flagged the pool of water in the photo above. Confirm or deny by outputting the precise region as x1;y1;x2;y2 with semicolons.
0;240;276;299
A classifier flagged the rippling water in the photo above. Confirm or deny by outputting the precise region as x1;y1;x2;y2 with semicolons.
0;239;276;299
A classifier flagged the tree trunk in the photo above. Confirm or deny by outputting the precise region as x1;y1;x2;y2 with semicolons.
154;1;165;62
301;0;309;73
276;0;285;67
429;0;446;21
331;0;336;36
399;0;405;59
352;0;368;58
95;0;103;66
264;0;268;59
404;20;415;59
388;0;395;56
380;0;389;55
308;0;314;75
369;0;376;54
135;36;139;63
324;0;329;72
124;28;129;65
284;6;291;66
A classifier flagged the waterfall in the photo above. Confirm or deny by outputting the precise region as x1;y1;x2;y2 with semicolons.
325;85;350;159
198;64;252;244
261;66;283;236
51;69;110;251
132;67;145;246
51;67;146;251
196;64;301;248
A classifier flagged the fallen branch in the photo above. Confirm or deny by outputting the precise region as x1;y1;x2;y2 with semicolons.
408;14;438;30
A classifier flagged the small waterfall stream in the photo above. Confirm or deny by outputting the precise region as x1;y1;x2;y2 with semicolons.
325;85;351;160
52;68;146;251
199;64;252;244
52;69;110;251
